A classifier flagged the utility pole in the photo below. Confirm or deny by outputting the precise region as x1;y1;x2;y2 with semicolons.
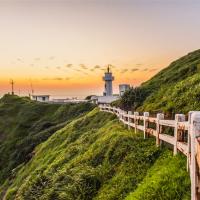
29;79;34;97
10;79;14;95
30;82;34;95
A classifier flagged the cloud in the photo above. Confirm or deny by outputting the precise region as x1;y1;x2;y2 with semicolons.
143;68;148;71
17;58;23;62
109;64;116;68
149;68;158;72
66;64;73;68
80;71;89;75
30;64;34;67
94;65;101;69
34;57;40;61
131;68;139;72
49;56;55;60
89;65;102;72
80;64;88;69
121;69;128;73
136;63;142;66
43;77;70;81
54;77;63;80
56;66;61;70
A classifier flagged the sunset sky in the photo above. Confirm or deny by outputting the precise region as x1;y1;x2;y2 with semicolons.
0;0;200;98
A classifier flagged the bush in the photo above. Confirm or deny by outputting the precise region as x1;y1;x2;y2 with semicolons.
120;87;147;111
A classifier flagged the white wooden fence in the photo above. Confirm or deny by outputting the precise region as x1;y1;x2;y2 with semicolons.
99;104;200;200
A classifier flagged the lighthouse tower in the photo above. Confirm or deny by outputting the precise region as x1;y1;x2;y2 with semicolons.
103;65;114;96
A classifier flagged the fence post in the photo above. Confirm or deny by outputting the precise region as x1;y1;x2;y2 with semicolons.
123;111;127;127
117;108;119;118
111;106;114;113
134;112;139;133
112;107;114;114
113;106;115;114
120;110;125;123
144;112;149;139
117;108;120;119
189;112;200;200
188;111;195;171
156;113;164;147
121;110;124;123
128;111;132;130
174;114;185;155
119;109;122;122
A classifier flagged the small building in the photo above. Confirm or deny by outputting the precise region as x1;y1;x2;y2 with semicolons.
31;95;50;102
119;84;130;96
52;98;66;103
52;98;89;104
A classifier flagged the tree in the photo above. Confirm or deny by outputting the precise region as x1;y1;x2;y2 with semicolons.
121;87;146;111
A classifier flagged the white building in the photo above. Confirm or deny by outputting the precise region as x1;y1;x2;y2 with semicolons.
31;95;50;102
96;95;119;104
103;65;114;96
119;84;130;96
52;98;88;104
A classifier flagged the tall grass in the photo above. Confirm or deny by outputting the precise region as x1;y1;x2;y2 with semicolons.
0;94;95;185
2;108;190;200
126;151;190;200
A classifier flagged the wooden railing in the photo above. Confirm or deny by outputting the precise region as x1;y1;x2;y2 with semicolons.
99;104;200;200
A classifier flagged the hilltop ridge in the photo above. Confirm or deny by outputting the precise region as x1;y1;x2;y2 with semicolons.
118;49;200;114
140;49;200;113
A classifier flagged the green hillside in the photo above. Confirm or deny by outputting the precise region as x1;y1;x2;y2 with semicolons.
141;49;200;95
1;50;199;199
0;95;94;186
118;49;200;114
1;107;190;200
139;49;200;113
139;73;200;114
126;151;190;200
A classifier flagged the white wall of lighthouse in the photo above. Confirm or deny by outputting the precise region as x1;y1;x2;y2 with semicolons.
103;66;114;96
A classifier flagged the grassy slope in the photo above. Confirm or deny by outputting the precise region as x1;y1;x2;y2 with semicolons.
2;109;190;200
2;48;198;199
0;95;95;185
138;49;200;113
139;74;200;113
126;151;190;200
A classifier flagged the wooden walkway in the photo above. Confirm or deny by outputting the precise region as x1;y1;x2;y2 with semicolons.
99;105;200;200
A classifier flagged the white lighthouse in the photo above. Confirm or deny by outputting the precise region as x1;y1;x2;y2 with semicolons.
103;65;114;96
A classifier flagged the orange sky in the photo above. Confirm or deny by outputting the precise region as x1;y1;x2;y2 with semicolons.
0;0;200;98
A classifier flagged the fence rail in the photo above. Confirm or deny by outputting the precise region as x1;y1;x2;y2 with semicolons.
99;104;200;200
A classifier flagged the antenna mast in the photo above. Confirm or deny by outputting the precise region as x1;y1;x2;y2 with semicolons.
10;79;14;95
29;79;34;96
107;64;111;73
31;82;34;95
